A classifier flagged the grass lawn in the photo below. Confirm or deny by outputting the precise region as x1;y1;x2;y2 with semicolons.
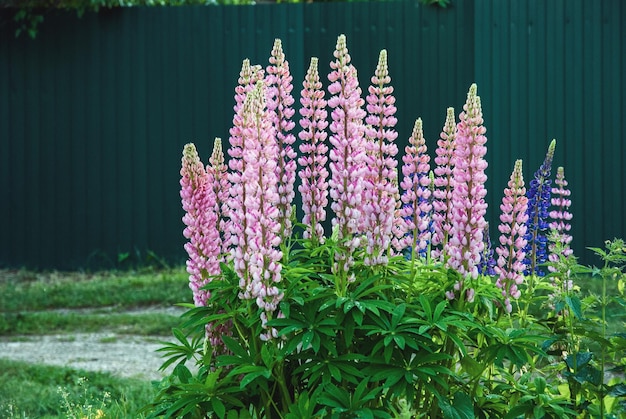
0;267;192;418
0;359;154;418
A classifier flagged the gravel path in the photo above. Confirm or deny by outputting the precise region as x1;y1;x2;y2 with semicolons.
0;333;175;381
0;306;193;381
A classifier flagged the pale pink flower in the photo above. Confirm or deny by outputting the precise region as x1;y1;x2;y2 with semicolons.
298;57;329;245
394;118;431;259
266;39;297;240
362;49;399;266
240;82;283;315
227;60;264;282
548;166;573;271
327;34;367;276
494;160;529;313
445;84;489;282
431;107;457;261
207;137;231;257
180;143;221;307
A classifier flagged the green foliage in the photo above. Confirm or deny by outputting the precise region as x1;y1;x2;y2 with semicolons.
0;269;190;311
0;359;153;418
8;0;451;38
0;310;180;335
0;268;189;334
145;238;626;417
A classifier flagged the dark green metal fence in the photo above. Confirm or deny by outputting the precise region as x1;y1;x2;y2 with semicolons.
0;0;623;269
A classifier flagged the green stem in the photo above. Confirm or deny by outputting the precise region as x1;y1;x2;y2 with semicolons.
599;271;607;418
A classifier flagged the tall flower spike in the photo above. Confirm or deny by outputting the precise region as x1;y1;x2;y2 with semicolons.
207;137;231;257
431;107;457;261
266;39;297;242
523;139;556;276
548;166;573;271
396;118;431;261
241;82;283;320
298;57;329;245
327;34;367;281
180;143;221;307
227;60;265;273
362;49;399;266
445;84;489;282
494;160;529;313
224;59;263;283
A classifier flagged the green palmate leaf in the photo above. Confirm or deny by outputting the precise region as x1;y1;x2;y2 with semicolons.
239;368;271;389
608;383;626;397
205;368;222;390
285;390;324;419
419;294;433;320
212;398;226;419
260;345;274;369
565;295;584;319
391;303;406;328
173;363;193;384
460;355;485;378
564;351;593;371
439;391;474;419
572;365;602;386
221;335;251;360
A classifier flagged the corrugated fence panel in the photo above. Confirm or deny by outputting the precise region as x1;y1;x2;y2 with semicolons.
474;0;625;266
0;0;623;269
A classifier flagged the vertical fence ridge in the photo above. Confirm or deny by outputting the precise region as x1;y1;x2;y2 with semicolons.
0;0;623;269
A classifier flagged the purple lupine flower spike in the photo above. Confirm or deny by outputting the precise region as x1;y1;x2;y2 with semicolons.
180;143;221;307
298;57;329;245
363;49;399;266
266;39;297;241
523;139;556;276
548;166;573;271
495;160;529;313
327;34;367;280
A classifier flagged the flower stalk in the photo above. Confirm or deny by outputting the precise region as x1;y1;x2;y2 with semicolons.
298;57;329;246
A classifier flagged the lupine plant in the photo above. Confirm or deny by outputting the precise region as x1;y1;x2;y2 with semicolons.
494;159;528;314
395;118;431;265
431;107;456;262
523;139;556;277
548;166;573;273
444;84;489;302
298;57;329;246
148;35;626;419
362;49;399;267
